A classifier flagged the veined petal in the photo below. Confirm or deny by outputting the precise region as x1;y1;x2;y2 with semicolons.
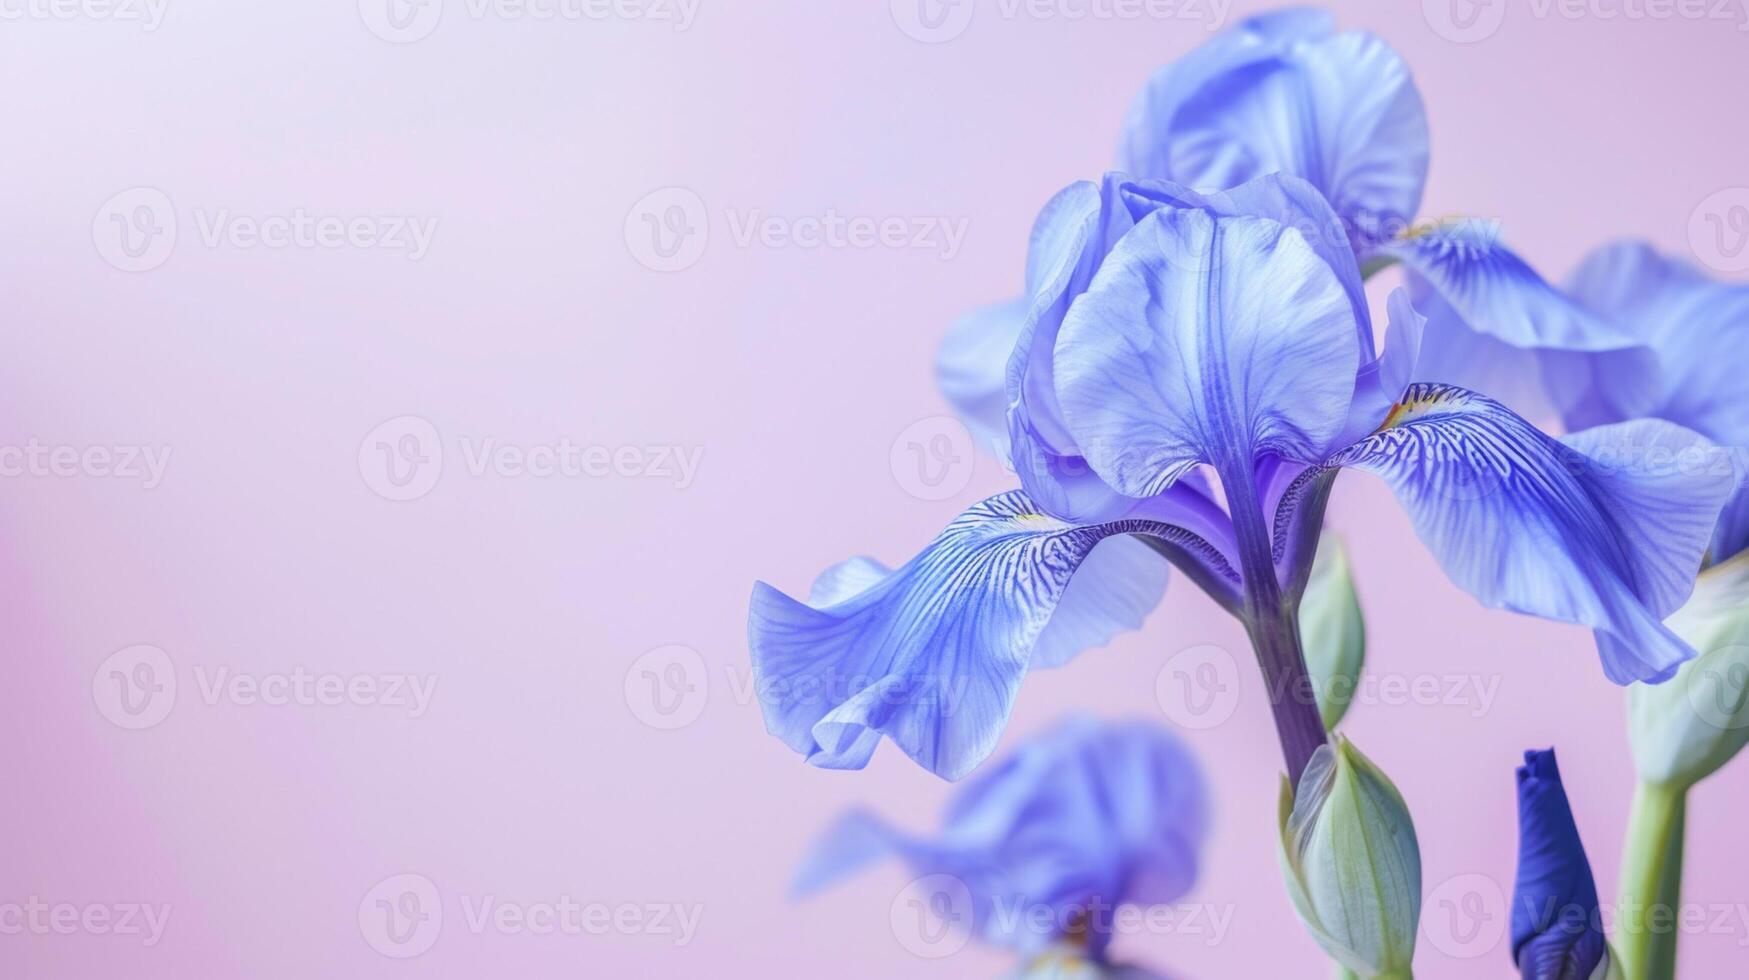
1378;224;1660;428
749;492;1237;780
805;533;1171;675
1054;206;1360;498
1331;384;1733;684
1121;23;1427;244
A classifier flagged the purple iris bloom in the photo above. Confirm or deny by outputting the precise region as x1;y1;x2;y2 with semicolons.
795;716;1203;974
1557;241;1749;565
1512;749;1611;980
750;169;1731;783
944;9;1658;456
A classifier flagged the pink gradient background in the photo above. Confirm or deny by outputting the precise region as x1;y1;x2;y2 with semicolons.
3;1;1747;976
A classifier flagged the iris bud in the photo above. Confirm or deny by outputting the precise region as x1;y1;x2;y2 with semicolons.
1300;534;1366;730
1628;552;1749;789
1511;749;1616;980
1277;738;1421;979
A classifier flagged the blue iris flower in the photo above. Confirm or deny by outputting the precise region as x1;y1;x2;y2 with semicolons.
943;8;1658;454
795;716;1203;973
1555;241;1749;565
750;168;1732;781
1512;749;1610;980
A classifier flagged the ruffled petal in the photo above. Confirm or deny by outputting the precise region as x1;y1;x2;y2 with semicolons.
1377;224;1660;428
749;492;1237;779
1563;241;1749;566
794;716;1207;959
805;535;1172;675
1566;241;1749;442
1053;206;1360;498
1331;384;1733;684
1120;20;1427;245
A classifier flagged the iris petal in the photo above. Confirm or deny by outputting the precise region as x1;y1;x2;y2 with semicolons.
1331;384;1732;684
805;533;1171;675
1567;242;1749;565
1054;206;1360;499
1378;224;1660;428
937;299;1028;459
1004;174;1365;526
1120;20;1427;243
794;716;1207;960
1566;241;1749;441
749;492;1236;780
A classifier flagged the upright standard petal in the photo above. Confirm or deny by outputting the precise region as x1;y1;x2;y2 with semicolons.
749;492;1237;780
795;716;1208;960
1120;21;1428;245
1330;384;1733;684
1378;223;1661;430
1054;206;1360;499
1512;749;1610;980
1005;174;1370;529
938;299;1029;458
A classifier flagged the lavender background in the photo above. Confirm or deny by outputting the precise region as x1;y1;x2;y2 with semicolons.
5;1;1749;976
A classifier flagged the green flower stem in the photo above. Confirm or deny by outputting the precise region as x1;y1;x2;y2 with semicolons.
1617;780;1688;980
